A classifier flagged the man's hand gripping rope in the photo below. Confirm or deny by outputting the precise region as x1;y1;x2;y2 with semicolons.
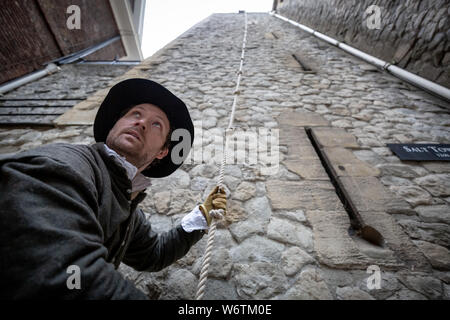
199;186;227;229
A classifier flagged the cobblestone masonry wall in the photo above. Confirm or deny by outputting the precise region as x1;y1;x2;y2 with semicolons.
276;0;450;88
0;13;449;299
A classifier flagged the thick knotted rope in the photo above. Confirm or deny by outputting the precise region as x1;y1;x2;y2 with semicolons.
195;12;248;300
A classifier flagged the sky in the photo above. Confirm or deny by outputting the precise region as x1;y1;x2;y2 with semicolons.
141;0;274;58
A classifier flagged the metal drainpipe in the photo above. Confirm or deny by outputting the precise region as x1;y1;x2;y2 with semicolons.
271;12;450;103
54;35;121;65
0;35;121;96
0;63;60;96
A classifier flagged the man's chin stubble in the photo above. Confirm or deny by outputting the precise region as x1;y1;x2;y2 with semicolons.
109;140;138;164
107;137;153;170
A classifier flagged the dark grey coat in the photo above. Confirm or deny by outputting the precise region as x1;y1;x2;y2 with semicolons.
0;142;204;299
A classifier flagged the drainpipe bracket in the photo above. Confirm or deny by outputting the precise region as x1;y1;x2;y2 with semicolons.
382;62;392;71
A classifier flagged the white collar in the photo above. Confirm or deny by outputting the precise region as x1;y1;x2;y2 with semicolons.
103;144;152;193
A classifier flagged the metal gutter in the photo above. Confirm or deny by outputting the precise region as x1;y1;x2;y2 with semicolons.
52;36;121;65
77;60;140;65
0;63;60;95
0;35;122;95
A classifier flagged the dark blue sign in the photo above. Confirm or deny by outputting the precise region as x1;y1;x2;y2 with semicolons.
387;144;450;161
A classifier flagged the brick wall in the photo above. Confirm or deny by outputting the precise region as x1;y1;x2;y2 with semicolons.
0;0;126;84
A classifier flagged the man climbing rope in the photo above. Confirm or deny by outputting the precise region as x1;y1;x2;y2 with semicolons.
0;78;227;299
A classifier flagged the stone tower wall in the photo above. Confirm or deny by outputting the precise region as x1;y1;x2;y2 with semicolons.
1;12;449;300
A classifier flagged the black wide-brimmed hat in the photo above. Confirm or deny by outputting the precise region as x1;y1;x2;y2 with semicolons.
94;78;194;178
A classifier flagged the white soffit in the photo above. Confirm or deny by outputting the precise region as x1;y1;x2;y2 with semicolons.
109;0;144;61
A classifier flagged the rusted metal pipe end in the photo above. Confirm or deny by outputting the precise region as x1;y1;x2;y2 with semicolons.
359;225;385;247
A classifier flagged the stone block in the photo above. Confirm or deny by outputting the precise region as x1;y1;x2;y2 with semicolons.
397;219;450;248
275;209;307;223
384;196;415;215
279;126;311;146
285;144;319;160
151;169;190;190
398;273;443;299
280;247;315;276
311;127;360;148
336;287;375;300
413;240;450;271
266;180;343;211
380;175;412;186
352;236;398;261
415;205;450;224
264;32;276;39
305;209;367;267
323;147;360;164
190;176;210;191
376;164;428;178
207;248;233;279
147;214;172;233
54;106;98;125
284;159;329;180
282;268;333;300
230;235;285;264
152;191;171;214
414;174;450;197
162;269;197;299
90;88;110;101
389;185;433;207
267;217;313;251
190;164;218;178
320;268;355;288
337;174;413;214
228;197;272;242
123;69;147;78
304;210;401;269
331;119;353;128
74;100;99;111
332;162;380;177
339;176;393;212
323;147;381;177
387;289;427;300
278;111;329;127
165;189;202;216
222;175;242;191
393;42;413;63
359;211;431;271
233;262;288;299
422;162;450;173
204;279;239;300
233;181;257;201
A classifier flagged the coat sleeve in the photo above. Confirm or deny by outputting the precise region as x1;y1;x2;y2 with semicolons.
122;208;204;272
0;153;148;299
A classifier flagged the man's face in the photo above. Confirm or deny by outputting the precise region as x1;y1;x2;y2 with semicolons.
106;103;170;171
